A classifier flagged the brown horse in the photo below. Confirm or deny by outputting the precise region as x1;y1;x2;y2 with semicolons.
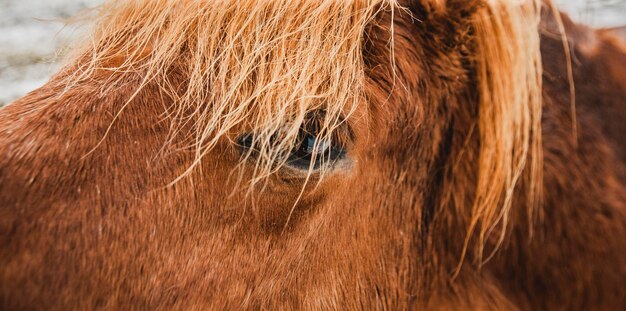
1;0;624;309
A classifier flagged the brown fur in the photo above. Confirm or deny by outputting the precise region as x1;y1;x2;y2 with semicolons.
1;0;625;309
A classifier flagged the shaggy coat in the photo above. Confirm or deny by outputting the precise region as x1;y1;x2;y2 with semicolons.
0;0;624;309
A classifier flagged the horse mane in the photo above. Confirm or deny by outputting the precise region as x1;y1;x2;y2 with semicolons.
62;0;543;261
64;0;399;185
460;0;543;264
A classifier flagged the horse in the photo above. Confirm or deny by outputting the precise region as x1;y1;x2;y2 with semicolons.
0;0;624;309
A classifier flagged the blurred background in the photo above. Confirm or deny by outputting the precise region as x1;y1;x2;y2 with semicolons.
0;0;625;106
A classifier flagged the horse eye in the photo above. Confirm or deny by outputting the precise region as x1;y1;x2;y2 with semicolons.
237;128;346;171
238;111;348;171
287;131;344;170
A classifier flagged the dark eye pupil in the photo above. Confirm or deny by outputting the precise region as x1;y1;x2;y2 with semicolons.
238;113;348;171
297;136;329;155
288;130;342;170
305;137;317;153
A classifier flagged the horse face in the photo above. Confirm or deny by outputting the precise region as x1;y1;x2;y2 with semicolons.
0;0;573;309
